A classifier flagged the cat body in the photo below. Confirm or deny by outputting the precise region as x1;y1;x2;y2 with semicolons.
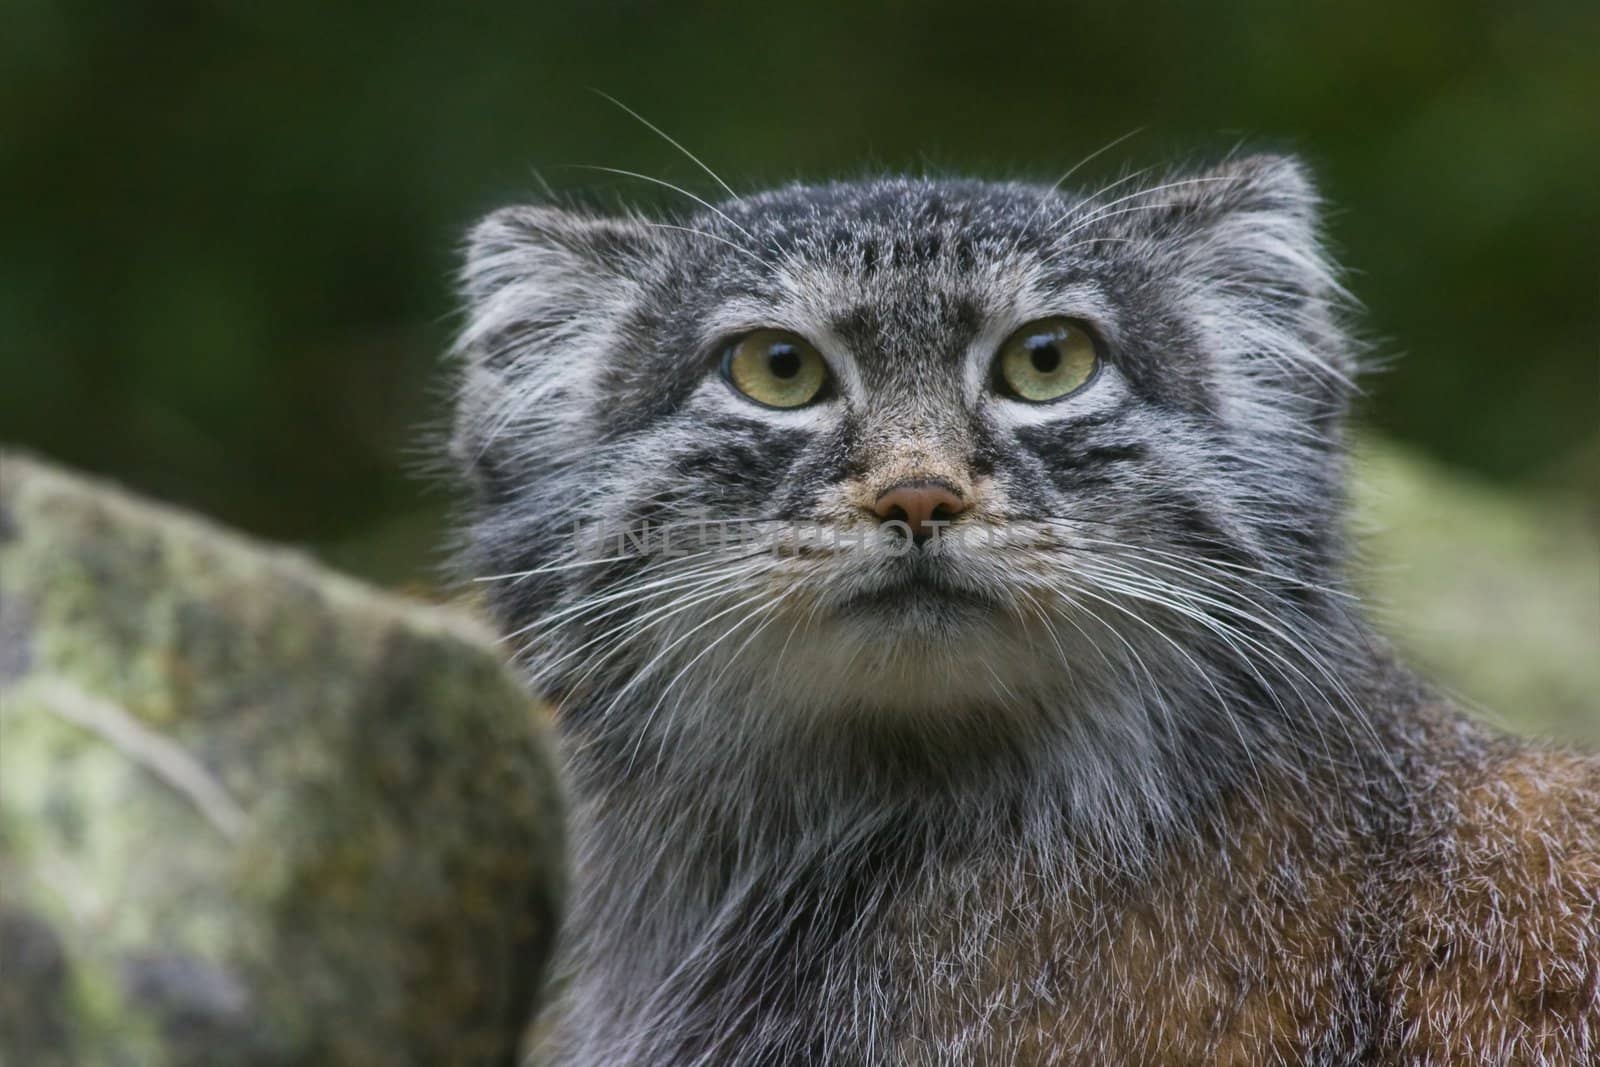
450;158;1598;1064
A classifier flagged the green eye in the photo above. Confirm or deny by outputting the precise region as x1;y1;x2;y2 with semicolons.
722;330;829;409
995;318;1099;403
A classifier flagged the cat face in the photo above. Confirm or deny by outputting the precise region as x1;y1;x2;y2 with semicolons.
454;156;1356;729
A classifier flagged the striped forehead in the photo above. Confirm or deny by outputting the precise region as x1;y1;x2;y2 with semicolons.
750;246;1042;403
690;180;1085;401
819;273;988;388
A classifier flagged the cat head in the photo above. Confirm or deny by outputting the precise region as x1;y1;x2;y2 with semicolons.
452;155;1361;754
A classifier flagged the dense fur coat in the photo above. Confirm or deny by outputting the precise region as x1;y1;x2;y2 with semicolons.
449;155;1599;1064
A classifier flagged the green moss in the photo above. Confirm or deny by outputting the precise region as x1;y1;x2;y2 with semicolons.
1;454;564;1065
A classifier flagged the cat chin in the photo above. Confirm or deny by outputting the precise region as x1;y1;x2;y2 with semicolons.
834;586;1001;634
743;597;1081;717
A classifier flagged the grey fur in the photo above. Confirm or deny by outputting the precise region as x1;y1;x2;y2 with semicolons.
448;157;1598;1064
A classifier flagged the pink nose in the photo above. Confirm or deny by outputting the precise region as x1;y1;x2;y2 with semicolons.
872;480;968;539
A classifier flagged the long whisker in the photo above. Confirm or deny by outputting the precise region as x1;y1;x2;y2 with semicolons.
526;565;755;671
638;593;792;775
500;550;755;644
502;547;771;655
475;551;660;585
1048;174;1239;233
1048;574;1272;788
1063;550;1401;785
1028;133;1148;221
519;549;772;652
568;164;757;243
638;222;767;267
1019;517;1351;597
544;572;769;720
599;588;777;748
590;88;739;199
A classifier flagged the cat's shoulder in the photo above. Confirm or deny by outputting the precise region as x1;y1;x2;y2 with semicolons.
1379;708;1600;1060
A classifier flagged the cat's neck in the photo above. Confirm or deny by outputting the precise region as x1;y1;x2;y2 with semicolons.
548;638;1405;1060
562;681;1241;936
562;621;1395;911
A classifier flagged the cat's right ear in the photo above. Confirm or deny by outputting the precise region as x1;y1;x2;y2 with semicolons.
450;206;661;500
455;205;661;371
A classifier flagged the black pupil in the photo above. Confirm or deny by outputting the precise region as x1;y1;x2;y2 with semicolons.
768;344;802;379
1026;337;1062;374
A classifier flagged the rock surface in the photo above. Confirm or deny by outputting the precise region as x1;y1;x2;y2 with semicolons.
0;453;564;1066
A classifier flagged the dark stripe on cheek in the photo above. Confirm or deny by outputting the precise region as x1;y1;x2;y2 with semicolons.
1011;401;1134;456
665;417;819;514
1074;443;1147;466
1156;492;1267;575
771;428;855;518
672;436;804;486
1015;412;1149;492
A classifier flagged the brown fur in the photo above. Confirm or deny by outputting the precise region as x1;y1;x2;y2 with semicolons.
880;706;1599;1064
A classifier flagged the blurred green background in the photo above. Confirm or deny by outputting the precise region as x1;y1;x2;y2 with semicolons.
2;2;1595;726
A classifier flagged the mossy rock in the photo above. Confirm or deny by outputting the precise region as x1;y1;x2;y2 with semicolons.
0;453;564;1065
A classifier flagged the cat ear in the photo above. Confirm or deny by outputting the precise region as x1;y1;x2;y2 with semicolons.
1157;154;1353;384
451;206;664;496
456;205;663;370
1162;154;1328;292
1171;153;1319;220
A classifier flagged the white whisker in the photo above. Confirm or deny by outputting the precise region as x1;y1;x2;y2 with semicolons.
569;164;757;243
590;88;740;200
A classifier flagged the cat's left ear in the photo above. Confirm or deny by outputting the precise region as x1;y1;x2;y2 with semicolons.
1157;153;1352;383
1165;154;1328;293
